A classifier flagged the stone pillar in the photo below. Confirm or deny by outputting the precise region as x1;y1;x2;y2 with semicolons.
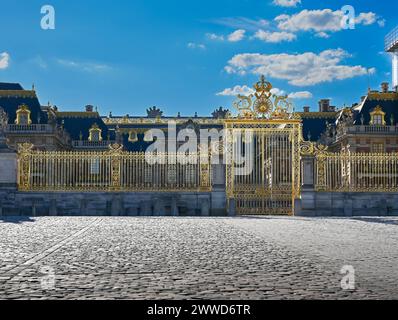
0;151;17;189
228;198;236;217
171;197;179;216
140;201;153;216
302;155;315;188
295;155;316;217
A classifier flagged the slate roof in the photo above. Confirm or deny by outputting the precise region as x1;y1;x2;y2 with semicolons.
0;83;24;90
0;83;48;124
353;93;398;125
121;133;152;152
300;114;337;142
56;113;114;141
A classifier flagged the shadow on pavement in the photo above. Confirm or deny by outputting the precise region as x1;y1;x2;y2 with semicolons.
0;216;36;224
351;217;398;226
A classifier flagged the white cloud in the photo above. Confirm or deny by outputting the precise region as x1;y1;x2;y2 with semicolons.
273;0;301;7
225;49;375;86
217;85;255;96
355;12;377;26
217;85;312;100
288;91;313;99
57;59;112;73
254;30;296;43
228;29;246;42
206;33;224;41
187;42;206;50
0;52;10;69
270;88;285;96
207;29;246;43
266;88;312;99
315;32;330;39
276;9;381;34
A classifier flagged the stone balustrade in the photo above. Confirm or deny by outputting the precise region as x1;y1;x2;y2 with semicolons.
72;140;113;149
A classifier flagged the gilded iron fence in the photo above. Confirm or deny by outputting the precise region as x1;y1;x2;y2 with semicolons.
315;152;398;192
17;143;211;192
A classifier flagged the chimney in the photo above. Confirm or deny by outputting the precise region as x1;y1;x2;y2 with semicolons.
303;106;310;113
381;82;389;93
319;99;331;112
85;105;94;112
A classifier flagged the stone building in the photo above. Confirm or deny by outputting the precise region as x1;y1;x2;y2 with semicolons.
1;79;398;217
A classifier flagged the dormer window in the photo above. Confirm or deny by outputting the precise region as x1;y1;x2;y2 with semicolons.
144;130;154;142
128;130;138;143
370;106;386;126
15;104;32;125
88;123;102;142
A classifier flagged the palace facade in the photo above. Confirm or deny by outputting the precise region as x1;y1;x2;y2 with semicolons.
1;79;398;217
2;81;398;154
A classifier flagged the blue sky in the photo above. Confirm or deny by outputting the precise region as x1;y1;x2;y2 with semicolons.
0;0;397;116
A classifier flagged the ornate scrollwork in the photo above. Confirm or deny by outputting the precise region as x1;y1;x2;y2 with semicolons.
17;143;34;191
108;143;123;190
300;141;328;156
18;142;34;153
233;75;294;120
109;143;124;153
233;95;254;118
300;141;315;156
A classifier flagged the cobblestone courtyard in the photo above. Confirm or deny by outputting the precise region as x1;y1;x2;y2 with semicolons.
0;216;397;300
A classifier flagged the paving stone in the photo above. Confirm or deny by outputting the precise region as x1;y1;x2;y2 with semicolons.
0;216;396;299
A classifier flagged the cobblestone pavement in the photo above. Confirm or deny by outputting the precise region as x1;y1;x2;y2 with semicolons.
0;216;396;300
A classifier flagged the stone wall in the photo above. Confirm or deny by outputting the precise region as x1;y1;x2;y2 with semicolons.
296;190;398;217
295;155;398;216
2;191;225;217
